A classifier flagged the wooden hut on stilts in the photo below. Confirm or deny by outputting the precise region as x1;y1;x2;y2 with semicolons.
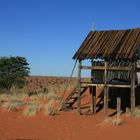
61;28;140;117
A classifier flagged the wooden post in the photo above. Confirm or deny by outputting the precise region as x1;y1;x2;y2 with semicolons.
91;59;94;82
104;61;108;118
77;60;82;114
126;107;130;115
90;60;96;115
117;97;121;118
91;86;96;114
131;60;136;113
93;86;96;114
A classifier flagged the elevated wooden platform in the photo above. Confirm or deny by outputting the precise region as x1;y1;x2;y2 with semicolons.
81;82;136;88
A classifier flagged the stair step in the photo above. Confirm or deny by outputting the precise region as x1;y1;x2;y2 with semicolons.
66;102;74;104
71;94;78;97
81;86;87;88
73;91;78;93
68;98;76;101
73;92;79;94
70;96;78;99
61;86;88;111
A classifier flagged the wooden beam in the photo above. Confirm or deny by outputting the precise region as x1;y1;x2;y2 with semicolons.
107;84;131;88
108;67;131;71
80;66;105;70
77;60;82;114
81;83;132;88
80;66;131;71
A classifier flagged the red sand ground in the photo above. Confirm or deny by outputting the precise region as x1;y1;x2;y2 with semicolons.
0;109;140;140
0;76;140;140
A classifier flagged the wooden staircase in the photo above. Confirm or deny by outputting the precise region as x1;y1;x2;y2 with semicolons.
60;86;88;111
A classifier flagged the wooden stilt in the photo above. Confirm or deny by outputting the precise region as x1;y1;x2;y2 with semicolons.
117;97;121;118
77;60;82;114
104;61;108;118
131;60;136;113
104;86;109;117
93;86;96;114
91;86;96;114
126;107;130;114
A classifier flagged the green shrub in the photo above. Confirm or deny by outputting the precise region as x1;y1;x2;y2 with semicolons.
0;56;30;92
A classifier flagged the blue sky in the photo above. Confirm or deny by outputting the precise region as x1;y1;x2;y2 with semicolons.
0;0;140;76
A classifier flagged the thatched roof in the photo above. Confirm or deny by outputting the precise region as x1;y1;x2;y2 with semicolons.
73;28;140;60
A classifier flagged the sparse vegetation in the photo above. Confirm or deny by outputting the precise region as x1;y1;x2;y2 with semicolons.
44;100;56;116
103;117;112;125
103;116;123;126
0;93;9;103
2;100;24;112
47;79;77;93
131;107;140;117
44;92;60;100
23;103;42;116
0;76;77;117
112;117;123;126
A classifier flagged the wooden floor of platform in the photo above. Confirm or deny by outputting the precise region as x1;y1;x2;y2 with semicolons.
81;82;139;88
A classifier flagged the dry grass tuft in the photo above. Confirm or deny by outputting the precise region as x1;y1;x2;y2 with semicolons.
44;100;56;116
0;94;9;103
2;100;24;111
23;103;42;116
28;95;40;101
8;93;26;101
112;117;123;126
103;117;112;125
57;100;66;111
131;107;140;117
44;92;60;100
103;116;123;126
